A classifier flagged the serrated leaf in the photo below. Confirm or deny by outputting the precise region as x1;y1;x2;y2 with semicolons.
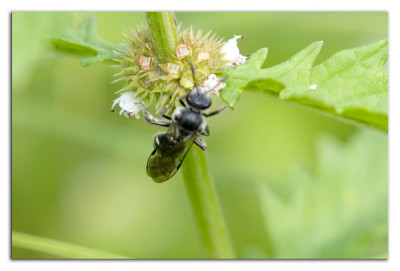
220;39;388;131
258;130;388;258
220;42;322;106
281;39;388;131
50;15;122;67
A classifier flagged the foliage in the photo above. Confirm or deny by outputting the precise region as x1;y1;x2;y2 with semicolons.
258;130;387;258
12;231;128;259
50;15;122;67
12;12;72;89
220;40;388;131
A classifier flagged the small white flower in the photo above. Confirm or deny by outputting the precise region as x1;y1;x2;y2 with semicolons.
177;44;191;59
309;84;318;90
197;50;209;62
111;91;142;119
202;74;226;96
221;35;247;66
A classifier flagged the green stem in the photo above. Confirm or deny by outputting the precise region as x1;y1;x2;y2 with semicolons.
145;12;235;259
145;12;178;64
12;231;129;259
181;148;235;258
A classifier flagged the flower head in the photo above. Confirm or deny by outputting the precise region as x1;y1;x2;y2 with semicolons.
113;24;247;120
111;91;142;119
221;35;248;66
115;24;228;115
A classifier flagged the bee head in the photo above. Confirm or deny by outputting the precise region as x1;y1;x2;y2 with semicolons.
186;86;211;110
187;62;212;110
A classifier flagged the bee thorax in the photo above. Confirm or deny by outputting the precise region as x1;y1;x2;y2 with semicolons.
174;108;204;133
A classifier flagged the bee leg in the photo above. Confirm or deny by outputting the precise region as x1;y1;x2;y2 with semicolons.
202;105;229;117
160;104;172;120
179;96;187;108
194;137;207;151
142;103;170;127
201;125;210;136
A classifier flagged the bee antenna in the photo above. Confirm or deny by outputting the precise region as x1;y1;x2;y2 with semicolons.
189;62;198;89
208;76;229;93
218;76;229;84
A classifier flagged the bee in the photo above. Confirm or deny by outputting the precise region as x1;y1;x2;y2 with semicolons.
142;63;228;183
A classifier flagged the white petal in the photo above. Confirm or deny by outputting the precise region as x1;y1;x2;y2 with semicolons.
221;35;247;66
203;74;218;90
111;97;121;110
202;74;226;96
112;91;143;119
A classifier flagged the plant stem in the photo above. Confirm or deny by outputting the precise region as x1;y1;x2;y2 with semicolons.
181;147;235;258
12;231;129;259
145;12;178;64
145;12;235;259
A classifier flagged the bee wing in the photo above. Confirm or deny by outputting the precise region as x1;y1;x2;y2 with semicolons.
147;130;196;183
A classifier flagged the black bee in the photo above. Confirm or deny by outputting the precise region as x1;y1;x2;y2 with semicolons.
142;63;228;183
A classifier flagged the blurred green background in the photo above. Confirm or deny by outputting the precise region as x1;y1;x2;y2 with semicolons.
12;12;388;259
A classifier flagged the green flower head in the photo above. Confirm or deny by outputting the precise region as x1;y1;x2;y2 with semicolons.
112;23;247;118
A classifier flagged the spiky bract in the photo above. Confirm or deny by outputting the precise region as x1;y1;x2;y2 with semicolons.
115;23;228;113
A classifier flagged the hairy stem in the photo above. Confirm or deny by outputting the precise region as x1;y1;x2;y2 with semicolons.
181;147;235;258
145;12;178;64
145;12;235;258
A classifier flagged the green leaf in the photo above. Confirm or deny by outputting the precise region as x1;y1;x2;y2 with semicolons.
242;78;285;95
220;42;322;106
12;12;73;89
50;15;122;67
257;130;388;258
221;39;388;132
